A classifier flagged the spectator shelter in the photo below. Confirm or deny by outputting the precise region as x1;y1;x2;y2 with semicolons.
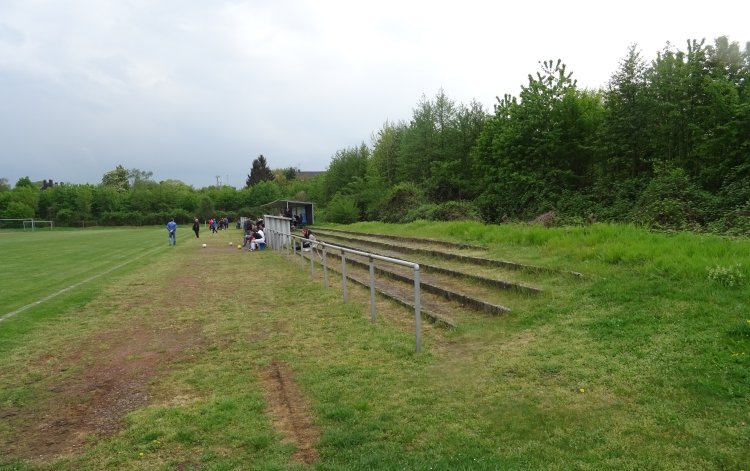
261;200;315;226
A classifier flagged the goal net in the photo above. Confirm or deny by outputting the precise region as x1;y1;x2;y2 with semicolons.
0;219;54;231
23;219;54;231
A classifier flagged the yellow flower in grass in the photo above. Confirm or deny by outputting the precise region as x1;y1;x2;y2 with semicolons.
579;388;585;393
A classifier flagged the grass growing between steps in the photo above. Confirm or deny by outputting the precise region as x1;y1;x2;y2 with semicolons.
1;223;748;470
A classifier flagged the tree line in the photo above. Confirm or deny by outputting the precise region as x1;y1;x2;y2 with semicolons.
1;36;748;234
0;159;324;227
319;36;750;234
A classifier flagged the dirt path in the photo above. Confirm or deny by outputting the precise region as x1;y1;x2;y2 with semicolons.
1;244;321;466
260;360;321;465
2;315;203;461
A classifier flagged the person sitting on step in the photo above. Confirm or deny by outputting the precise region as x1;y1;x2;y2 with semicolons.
301;227;315;252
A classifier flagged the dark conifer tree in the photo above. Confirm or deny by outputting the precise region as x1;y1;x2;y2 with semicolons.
245;155;275;188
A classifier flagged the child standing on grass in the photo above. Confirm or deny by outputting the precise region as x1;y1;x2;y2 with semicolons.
192;218;200;238
167;219;177;246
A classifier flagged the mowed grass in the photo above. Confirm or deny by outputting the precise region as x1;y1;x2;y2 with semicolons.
1;223;749;470
0;228;172;346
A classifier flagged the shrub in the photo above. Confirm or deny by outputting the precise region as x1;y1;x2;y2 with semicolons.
705;201;750;236
402;203;438;223
429;201;479;221
323;193;360;224
98;211;144;226
236;207;255;219
635;163;715;230
3;201;34;219
378;183;424;223
54;208;75;226
99;211;127;226
397;201;480;224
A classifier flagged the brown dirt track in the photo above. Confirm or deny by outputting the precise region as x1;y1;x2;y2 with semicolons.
1;314;203;461
260;360;321;465
0;245;320;466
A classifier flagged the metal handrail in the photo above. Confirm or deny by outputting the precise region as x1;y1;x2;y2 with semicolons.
266;226;423;353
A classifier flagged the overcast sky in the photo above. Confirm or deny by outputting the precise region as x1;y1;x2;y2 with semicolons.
1;1;747;188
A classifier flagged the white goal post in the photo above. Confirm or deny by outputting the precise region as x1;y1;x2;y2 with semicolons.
0;218;54;231
23;219;54;231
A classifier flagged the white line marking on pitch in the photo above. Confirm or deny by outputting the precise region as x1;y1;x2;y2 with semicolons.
0;247;165;323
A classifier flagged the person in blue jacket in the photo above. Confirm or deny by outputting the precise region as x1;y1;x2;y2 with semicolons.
167;218;177;246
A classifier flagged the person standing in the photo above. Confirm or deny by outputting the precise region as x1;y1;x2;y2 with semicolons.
192;218;200;238
167;218;177;246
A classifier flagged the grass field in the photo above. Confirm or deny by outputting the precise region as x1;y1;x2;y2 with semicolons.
0;223;748;470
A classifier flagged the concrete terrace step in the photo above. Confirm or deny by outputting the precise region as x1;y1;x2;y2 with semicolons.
312;229;582;277
316;249;512;316
315;227;485;251
315;238;542;296
312;232;542;294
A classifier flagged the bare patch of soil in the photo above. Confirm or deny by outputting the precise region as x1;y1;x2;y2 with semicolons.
2;320;203;462
259;360;320;465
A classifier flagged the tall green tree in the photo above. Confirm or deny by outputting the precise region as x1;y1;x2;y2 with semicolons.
242;180;282;208
92;185;123;215
696;37;750;194
602;44;651;179
323;144;369;202
393;90;487;202
75;185;94;222
14;177;35;189
128;168;153;187
397;94;437;187
475;60;604;220
369;120;405;186
196;195;214;220
245;155;275;187
443;99;487;200
101;165;130;191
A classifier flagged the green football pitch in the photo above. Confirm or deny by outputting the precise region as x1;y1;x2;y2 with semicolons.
0;228;176;336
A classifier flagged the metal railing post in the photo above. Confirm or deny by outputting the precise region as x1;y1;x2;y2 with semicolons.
341;250;347;303
369;256;376;322
414;266;421;353
278;234;423;353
